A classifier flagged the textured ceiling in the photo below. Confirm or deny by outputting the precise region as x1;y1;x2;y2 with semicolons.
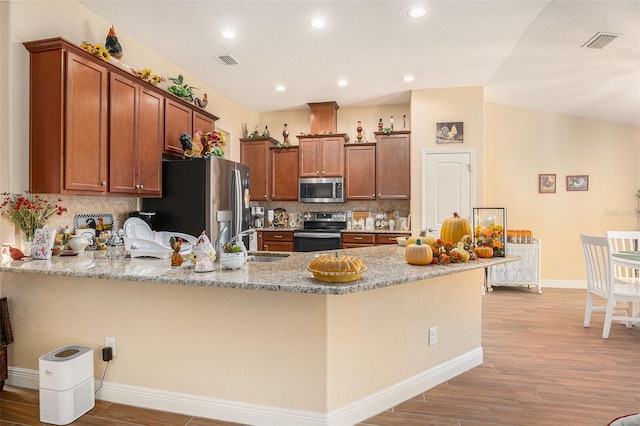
80;0;640;126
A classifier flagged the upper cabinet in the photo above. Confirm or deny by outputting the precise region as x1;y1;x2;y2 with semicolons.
24;40;109;194
240;137;274;202
298;135;345;177
374;131;411;200
344;131;411;200
240;138;299;202
23;37;218;196
270;146;299;201
109;74;164;196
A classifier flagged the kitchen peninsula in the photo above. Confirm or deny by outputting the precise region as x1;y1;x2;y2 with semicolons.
0;246;514;425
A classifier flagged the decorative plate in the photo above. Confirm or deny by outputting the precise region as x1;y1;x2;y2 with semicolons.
74;214;114;235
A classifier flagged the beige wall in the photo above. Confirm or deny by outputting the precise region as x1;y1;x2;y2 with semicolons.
2;269;483;413
485;103;640;280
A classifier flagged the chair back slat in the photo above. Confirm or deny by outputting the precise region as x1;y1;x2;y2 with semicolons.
580;234;611;295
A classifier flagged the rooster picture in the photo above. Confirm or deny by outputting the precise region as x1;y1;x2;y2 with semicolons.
105;26;123;59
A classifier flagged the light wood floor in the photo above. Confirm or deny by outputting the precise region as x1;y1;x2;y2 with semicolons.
1;287;638;425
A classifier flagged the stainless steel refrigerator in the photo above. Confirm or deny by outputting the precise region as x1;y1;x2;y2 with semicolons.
142;157;250;248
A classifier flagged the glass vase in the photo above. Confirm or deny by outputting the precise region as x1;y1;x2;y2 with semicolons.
18;231;33;257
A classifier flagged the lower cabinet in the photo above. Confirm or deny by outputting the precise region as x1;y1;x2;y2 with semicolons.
259;231;294;252
342;232;410;249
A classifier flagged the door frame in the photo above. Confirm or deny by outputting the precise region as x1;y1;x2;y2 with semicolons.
421;149;476;234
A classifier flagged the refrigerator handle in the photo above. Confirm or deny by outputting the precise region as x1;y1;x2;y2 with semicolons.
232;169;242;239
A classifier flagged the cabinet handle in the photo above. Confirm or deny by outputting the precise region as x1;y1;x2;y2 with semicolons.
372;194;375;197
377;193;381;197
354;236;363;240
139;184;144;189
274;235;283;239
322;170;325;174
100;181;107;186
316;171;319;174
264;195;267;199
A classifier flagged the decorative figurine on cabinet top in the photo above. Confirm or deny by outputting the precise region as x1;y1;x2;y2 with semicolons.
356;121;363;142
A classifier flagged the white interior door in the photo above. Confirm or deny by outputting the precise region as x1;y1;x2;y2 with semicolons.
421;150;475;238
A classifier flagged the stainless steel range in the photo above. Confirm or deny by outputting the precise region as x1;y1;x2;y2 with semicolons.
293;212;346;252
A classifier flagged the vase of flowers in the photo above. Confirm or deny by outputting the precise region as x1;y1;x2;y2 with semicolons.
0;192;67;253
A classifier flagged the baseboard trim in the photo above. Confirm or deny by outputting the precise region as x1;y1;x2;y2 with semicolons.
8;347;482;425
542;279;586;289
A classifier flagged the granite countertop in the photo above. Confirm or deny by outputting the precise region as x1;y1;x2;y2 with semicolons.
0;246;517;295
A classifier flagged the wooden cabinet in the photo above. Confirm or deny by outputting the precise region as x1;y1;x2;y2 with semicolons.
240;138;298;202
375;233;409;245
25;40;109;194
165;101;218;158
24;37;219;196
164;98;192;157
271;147;299;201
298;135;345;177
261;231;294;252
344;143;376;200
241;138;272;202
375;131;411;200
341;232;410;249
341;232;375;249
109;74;163;196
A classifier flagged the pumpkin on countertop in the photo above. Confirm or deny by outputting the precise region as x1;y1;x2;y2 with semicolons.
474;246;494;258
440;212;472;245
406;231;438;252
405;240;434;265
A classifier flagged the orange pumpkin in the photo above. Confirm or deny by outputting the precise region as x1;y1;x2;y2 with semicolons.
474;246;494;258
405;240;434;265
440;212;472;244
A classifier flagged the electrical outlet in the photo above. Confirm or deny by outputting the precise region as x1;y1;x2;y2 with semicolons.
429;327;437;345
105;336;116;356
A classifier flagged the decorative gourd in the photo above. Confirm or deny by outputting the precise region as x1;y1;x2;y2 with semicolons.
406;233;438;252
440;212;472;245
405;240;433;265
474;246;494;258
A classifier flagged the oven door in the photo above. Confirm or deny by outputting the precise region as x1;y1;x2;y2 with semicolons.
294;231;342;252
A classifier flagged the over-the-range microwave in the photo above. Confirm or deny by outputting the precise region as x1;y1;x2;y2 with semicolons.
298;177;344;203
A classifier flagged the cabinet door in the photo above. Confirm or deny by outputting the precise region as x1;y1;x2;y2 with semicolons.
241;140;270;201
137;89;164;195
109;74;138;193
193;111;215;134
271;147;299;200
110;77;163;196
164;98;192;157
320;136;344;176
64;52;108;193
376;133;410;199
345;144;376;200
298;138;320;177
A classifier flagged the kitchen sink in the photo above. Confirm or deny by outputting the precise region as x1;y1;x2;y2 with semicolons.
246;254;289;263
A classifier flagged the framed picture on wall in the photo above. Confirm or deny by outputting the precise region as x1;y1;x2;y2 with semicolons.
538;174;556;193
436;122;464;144
566;175;589;191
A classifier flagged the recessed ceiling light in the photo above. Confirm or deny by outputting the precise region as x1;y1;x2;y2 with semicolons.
403;75;414;82
276;85;286;92
337;79;348;87
222;31;236;39
310;18;326;28
408;8;426;18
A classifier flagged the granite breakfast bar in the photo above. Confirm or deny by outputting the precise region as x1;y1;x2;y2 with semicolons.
0;245;514;425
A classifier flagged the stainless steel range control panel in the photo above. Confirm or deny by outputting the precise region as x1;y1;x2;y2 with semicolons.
302;212;346;222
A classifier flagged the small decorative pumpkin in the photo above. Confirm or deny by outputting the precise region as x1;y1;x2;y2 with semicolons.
440;212;472;245
474;246;494;258
406;233;438;252
405;239;434;265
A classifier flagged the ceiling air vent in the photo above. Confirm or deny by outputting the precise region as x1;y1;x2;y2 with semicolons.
582;32;619;49
215;54;240;66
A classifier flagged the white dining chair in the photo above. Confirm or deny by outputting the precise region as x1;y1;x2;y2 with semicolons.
580;234;640;338
606;230;640;285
